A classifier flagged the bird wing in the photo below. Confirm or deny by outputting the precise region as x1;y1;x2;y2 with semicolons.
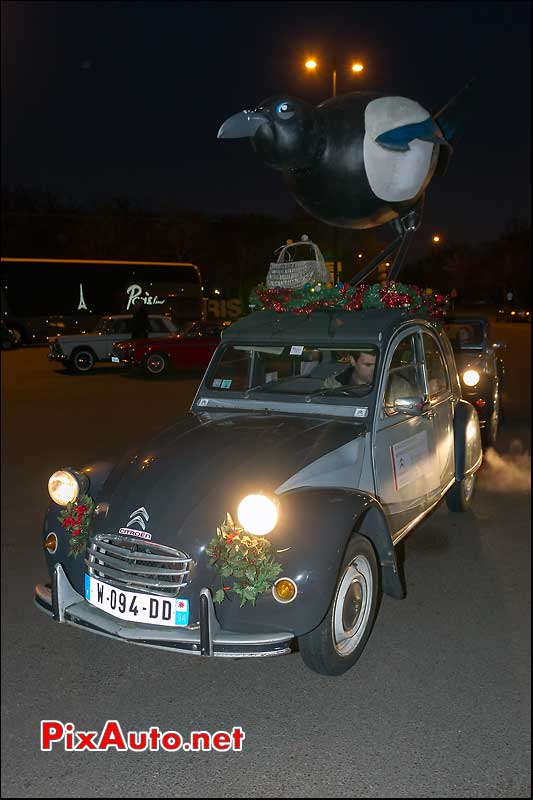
375;117;451;152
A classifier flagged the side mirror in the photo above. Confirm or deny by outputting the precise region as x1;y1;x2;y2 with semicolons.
392;396;427;416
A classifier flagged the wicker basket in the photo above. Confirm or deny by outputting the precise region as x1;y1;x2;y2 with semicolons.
266;240;330;289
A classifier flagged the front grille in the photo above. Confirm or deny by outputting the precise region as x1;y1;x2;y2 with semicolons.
85;534;192;598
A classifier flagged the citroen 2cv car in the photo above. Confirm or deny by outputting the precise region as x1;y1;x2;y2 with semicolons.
444;316;505;447
34;308;482;675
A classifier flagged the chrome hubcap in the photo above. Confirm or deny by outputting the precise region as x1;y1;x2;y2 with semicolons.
75;352;93;370
332;555;372;656
147;355;164;373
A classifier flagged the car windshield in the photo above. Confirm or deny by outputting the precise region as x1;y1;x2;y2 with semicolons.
444;322;484;349
207;344;379;397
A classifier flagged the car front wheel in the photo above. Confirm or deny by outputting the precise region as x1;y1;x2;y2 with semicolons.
144;352;170;376
69;348;96;374
445;472;476;512
298;535;380;676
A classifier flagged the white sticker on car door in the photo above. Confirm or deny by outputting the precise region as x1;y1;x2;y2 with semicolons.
391;431;432;491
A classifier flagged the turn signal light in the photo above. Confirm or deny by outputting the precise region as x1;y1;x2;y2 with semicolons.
44;533;58;553
272;578;297;604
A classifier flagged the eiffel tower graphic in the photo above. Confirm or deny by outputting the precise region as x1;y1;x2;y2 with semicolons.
78;283;88;311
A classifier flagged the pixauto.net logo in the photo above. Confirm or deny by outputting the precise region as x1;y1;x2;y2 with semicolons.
40;720;245;753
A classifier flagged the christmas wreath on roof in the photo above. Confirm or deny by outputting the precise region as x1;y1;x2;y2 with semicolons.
249;281;447;316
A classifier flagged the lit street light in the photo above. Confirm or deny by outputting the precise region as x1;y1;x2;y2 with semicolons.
433;235;441;243
304;56;364;284
304;57;364;98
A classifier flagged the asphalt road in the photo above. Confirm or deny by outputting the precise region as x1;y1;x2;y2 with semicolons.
1;322;530;798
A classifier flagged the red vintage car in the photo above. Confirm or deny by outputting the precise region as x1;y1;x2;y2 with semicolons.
112;320;231;376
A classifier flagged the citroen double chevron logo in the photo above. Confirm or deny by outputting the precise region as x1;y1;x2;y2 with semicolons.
127;507;149;530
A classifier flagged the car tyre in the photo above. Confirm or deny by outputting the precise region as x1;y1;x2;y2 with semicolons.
68;348;96;374
144;352;170;377
445;472;476;512
298;535;381;676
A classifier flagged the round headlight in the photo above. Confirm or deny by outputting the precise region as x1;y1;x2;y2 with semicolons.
237;494;278;536
48;470;80;506
462;369;480;387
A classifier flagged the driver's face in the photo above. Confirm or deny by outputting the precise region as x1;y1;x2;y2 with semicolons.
350;353;376;384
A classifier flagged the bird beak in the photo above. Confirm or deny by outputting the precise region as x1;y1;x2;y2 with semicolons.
217;110;269;139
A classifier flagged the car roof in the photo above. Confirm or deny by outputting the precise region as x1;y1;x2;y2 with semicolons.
222;309;439;347
101;313;170;320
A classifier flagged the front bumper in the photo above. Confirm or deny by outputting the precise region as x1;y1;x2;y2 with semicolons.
48;351;68;363
34;564;293;658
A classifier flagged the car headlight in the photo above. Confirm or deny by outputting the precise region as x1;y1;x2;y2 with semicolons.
48;469;88;506
237;494;278;536
462;369;480;387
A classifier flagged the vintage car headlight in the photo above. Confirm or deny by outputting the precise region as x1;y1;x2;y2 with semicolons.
237;494;278;536
462;369;480;387
48;469;88;506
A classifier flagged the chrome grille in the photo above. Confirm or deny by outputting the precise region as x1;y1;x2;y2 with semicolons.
85;534;192;597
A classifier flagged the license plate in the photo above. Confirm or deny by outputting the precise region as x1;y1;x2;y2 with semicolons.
84;575;189;626
111;356;120;363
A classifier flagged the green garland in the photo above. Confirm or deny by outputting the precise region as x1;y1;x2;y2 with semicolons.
207;513;283;607
57;494;95;557
249;281;446;316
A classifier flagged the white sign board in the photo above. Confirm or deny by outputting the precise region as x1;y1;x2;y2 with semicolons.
391;431;432;491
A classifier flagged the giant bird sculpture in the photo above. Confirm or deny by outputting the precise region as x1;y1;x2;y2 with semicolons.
218;83;474;282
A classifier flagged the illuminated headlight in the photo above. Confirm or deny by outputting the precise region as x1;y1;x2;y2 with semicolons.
237;494;278;536
48;469;88;506
462;369;480;387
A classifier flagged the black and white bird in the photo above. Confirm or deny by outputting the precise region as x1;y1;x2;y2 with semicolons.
218;83;474;230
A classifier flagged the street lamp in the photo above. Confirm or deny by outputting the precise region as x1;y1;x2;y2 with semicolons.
432;235;441;243
304;57;364;284
304;57;364;98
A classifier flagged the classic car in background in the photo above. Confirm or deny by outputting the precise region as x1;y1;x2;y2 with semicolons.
48;313;178;374
111;319;231;376
444;316;505;447
35;307;482;676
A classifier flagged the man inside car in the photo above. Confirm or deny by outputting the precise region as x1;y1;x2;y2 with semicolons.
323;351;377;389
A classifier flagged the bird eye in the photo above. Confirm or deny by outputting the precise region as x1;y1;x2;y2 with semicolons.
276;101;295;119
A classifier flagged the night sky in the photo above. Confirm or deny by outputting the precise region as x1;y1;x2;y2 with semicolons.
2;1;531;249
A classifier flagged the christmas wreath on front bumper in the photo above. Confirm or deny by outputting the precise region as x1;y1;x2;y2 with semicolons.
207;513;283;607
58;494;95;557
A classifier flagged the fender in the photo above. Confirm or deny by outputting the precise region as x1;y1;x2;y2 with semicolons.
453;400;482;480
41;460;115;595
215;487;404;638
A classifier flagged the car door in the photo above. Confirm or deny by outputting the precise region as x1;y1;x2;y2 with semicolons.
373;329;441;538
103;318;131;358
421;331;455;490
177;323;221;368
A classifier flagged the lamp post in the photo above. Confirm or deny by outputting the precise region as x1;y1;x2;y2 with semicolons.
304;58;364;98
304;58;364;283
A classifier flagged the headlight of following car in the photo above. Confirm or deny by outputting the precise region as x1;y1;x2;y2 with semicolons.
462;369;480;387
48;469;88;506
237;494;278;536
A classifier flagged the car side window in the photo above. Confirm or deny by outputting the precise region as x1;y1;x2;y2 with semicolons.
384;334;424;413
114;319;132;334
148;318;168;333
422;333;449;399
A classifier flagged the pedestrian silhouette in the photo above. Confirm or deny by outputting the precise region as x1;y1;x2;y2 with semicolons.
131;299;149;339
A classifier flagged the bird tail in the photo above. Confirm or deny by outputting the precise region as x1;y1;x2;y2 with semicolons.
432;77;477;176
433;77;478;145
